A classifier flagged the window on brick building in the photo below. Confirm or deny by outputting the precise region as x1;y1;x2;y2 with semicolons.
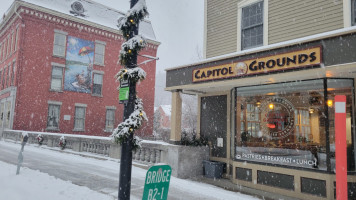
2;67;5;89
11;61;15;86
0;43;2;61
7;64;10;88
74;105;86;131
53;30;67;57
92;73;103;95
2;40;5;61
105;108;115;131
10;32;14;53
7;36;10;57
50;65;64;91
47;103;61;130
241;1;263;50
15;27;19;51
94;41;105;65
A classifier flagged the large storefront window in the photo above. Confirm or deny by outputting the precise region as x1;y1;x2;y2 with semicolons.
233;79;355;172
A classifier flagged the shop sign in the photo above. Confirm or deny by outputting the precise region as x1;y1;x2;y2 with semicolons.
192;46;321;82
142;165;171;200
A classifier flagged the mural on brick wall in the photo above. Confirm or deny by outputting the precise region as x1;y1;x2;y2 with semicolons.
64;36;94;93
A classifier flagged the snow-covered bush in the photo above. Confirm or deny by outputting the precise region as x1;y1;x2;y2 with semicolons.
59;136;66;150
36;134;44;145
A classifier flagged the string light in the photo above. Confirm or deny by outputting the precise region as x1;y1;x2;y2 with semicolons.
327;100;333;107
269;103;274;110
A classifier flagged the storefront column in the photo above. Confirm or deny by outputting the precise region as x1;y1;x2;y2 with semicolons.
170;90;182;143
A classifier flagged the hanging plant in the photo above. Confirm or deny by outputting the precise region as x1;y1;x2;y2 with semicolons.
36;134;44;145
111;98;147;150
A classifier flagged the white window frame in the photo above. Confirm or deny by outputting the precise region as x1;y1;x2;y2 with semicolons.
74;103;87;131
53;30;68;57
92;71;104;96
94;40;106;66
50;62;65;91
237;0;268;51
105;106;116;132
47;101;62;130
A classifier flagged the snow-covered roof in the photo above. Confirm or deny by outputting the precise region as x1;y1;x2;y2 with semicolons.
15;0;157;41
160;105;171;117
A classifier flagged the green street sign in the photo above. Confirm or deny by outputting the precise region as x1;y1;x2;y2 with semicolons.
142;165;172;200
119;87;129;103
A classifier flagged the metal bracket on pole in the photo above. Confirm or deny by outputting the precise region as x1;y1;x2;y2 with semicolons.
138;54;159;66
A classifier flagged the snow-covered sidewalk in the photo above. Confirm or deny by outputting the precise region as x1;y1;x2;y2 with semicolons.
0;140;259;200
0;161;114;200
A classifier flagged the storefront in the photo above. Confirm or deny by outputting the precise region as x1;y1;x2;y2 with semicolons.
166;30;356;199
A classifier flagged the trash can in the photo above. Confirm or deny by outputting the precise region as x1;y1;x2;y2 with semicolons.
203;160;224;178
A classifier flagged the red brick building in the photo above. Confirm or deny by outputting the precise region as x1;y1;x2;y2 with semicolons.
0;0;159;136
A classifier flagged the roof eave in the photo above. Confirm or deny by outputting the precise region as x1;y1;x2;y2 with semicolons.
2;0;160;45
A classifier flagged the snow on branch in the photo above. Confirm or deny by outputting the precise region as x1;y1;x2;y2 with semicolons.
117;0;149;40
115;67;146;85
119;35;147;66
111;98;147;150
127;0;149;19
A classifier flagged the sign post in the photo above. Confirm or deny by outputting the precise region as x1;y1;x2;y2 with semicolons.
334;95;347;200
16;134;28;175
142;165;171;200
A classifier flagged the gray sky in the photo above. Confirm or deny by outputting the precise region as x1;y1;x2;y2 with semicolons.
0;0;204;106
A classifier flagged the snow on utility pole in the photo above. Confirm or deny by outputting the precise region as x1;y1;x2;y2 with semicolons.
112;0;149;199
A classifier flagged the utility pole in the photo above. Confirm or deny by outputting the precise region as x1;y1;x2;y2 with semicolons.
118;0;139;199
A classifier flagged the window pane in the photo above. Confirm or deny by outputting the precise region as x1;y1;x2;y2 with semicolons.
53;33;66;56
51;78;62;90
95;54;104;65
235;79;329;170
52;67;63;76
327;79;355;172
51;67;63;90
47;104;60;128
95;43;104;54
93;74;103;84
106;109;115;130
241;1;263;49
74;107;85;129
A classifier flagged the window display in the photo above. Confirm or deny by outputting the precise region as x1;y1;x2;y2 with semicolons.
233;79;355;171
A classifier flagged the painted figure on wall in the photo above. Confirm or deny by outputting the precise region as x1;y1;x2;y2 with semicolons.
64;36;94;93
